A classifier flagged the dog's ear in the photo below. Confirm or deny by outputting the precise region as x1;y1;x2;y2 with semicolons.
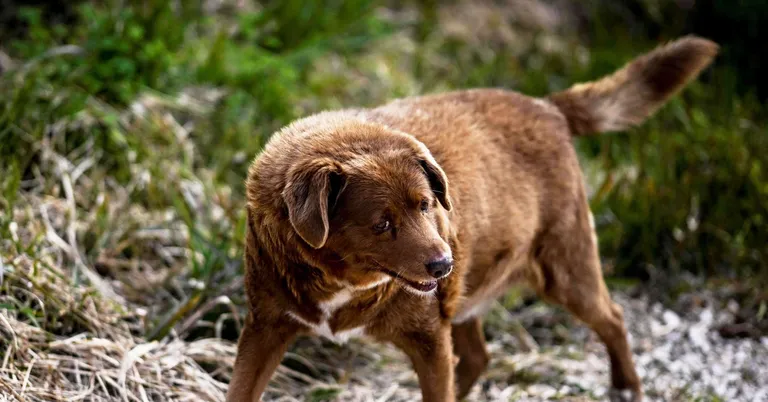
413;144;452;211
283;159;346;249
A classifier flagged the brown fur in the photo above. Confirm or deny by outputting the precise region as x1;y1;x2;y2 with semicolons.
549;36;718;135
227;37;718;402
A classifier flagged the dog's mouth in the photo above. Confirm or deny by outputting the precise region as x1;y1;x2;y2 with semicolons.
396;277;438;293
372;265;439;294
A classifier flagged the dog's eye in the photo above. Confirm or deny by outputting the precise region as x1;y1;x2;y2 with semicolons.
420;199;430;212
373;219;391;234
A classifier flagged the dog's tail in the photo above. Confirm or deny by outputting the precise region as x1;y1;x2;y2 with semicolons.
547;36;718;136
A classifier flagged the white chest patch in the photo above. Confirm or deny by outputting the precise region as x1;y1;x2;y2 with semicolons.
286;276;391;344
286;311;365;344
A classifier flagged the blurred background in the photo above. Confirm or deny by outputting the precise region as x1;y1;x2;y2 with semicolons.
1;1;766;401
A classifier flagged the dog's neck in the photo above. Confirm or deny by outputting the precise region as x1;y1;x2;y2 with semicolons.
247;208;395;321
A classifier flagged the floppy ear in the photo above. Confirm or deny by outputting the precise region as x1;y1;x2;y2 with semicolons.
413;144;452;211
282;159;346;249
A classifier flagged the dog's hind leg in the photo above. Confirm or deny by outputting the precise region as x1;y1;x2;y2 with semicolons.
532;208;642;402
452;317;490;399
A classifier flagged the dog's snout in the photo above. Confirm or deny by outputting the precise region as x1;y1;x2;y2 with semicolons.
425;257;453;279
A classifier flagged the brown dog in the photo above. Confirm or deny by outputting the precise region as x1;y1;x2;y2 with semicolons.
227;36;717;402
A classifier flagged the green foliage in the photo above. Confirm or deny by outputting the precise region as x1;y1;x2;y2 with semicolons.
11;3;187;104
589;83;768;278
0;161;21;213
568;4;768;280
307;387;343;401
1;1;195;181
193;0;390;166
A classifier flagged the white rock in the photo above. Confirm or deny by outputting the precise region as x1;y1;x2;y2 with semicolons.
727;299;740;313
526;384;557;399
663;310;681;329
688;324;710;352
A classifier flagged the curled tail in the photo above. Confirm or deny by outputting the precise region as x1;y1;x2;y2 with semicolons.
548;36;719;136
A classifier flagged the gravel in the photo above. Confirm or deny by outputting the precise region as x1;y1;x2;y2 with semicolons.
268;288;768;401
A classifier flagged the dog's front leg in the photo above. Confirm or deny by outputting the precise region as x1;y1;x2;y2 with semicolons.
394;323;456;402
226;312;298;402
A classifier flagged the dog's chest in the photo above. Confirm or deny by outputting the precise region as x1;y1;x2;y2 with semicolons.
287;290;365;344
286;279;390;344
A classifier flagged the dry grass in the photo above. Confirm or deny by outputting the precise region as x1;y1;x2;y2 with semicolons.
0;88;244;401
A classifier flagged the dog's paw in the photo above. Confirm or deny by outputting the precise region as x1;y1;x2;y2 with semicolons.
608;388;643;402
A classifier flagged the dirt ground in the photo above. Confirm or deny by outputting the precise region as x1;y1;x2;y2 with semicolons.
261;288;768;402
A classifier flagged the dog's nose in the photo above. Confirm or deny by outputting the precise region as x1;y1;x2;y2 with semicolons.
425;257;453;279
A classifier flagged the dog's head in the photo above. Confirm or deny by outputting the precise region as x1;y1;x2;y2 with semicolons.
281;130;453;295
